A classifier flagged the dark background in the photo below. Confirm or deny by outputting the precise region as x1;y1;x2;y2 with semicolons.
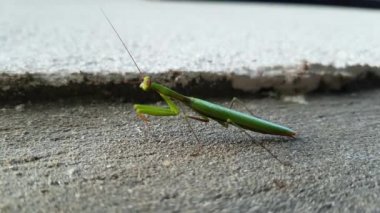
177;0;380;9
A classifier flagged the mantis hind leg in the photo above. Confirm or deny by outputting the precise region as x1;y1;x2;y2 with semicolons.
210;97;255;129
229;97;257;116
227;98;291;166
134;93;179;116
226;118;291;167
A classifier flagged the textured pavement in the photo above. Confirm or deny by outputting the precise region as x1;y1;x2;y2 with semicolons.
1;89;380;212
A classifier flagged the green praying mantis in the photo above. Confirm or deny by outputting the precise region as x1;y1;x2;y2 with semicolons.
101;11;296;141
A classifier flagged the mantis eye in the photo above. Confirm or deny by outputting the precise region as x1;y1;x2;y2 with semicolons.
139;76;151;91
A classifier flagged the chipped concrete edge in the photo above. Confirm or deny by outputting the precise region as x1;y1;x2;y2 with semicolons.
1;64;380;102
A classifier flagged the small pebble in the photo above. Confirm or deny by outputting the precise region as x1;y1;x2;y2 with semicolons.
162;160;171;167
15;104;25;112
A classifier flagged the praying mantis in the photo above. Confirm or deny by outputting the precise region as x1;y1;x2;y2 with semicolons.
101;11;296;139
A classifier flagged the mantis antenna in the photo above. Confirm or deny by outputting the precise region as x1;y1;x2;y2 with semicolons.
101;9;143;76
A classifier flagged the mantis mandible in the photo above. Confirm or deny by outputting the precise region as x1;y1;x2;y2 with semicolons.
101;11;296;139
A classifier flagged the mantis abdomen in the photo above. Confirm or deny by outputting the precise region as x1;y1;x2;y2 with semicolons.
188;98;296;137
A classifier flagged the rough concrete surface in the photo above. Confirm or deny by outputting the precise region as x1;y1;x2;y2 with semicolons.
1;0;380;100
1;89;380;212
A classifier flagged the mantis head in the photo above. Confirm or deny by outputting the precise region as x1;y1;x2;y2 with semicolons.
139;76;151;91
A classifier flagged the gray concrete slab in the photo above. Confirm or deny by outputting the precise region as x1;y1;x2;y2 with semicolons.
1;0;380;100
1;89;380;212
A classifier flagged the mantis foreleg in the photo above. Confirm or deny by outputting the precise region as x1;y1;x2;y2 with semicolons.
134;93;179;116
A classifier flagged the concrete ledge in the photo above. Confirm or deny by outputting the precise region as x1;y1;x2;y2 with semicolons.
1;64;379;102
1;0;380;102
